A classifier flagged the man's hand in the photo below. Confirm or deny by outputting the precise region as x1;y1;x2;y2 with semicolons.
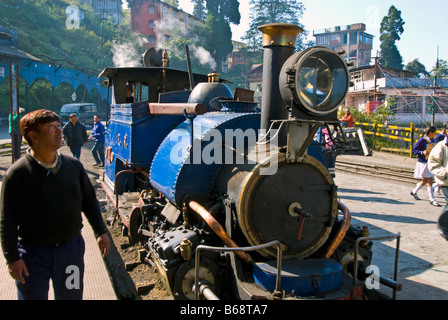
97;233;110;258
8;259;29;284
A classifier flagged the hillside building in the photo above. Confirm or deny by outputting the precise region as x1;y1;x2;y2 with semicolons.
81;0;123;24
313;23;374;67
347;65;448;125
129;0;202;46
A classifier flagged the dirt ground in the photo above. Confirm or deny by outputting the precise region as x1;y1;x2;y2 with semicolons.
0;141;173;300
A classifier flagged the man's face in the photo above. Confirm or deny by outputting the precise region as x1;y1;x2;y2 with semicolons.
70;115;78;124
33;121;62;150
94;116;99;123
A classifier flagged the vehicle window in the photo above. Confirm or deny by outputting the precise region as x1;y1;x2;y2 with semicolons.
61;105;79;113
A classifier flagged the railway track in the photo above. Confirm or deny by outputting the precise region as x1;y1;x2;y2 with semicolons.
335;159;416;184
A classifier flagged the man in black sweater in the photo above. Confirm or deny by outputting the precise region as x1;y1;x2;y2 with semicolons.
0;109;110;300
62;113;87;159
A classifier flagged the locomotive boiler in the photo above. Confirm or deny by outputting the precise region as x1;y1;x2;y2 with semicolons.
99;23;398;300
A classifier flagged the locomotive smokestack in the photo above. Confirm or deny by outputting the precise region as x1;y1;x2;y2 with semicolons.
258;23;303;145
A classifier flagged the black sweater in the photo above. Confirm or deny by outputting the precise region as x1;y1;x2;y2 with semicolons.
0;152;108;264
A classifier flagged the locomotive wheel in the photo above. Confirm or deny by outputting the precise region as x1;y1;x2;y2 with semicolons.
238;153;338;259
173;259;220;300
128;206;146;242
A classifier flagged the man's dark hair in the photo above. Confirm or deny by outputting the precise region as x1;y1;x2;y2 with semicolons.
20;109;61;147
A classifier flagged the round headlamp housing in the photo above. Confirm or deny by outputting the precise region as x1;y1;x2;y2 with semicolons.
280;47;349;117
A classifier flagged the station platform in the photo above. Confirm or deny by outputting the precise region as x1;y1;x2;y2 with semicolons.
335;151;448;300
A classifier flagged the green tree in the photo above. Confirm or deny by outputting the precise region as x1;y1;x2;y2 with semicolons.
379;5;405;69
431;59;448;78
405;59;429;78
242;0;311;63
192;0;207;21
163;0;179;8
203;0;241;73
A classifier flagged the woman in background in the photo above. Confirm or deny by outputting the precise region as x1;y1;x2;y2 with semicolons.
411;126;440;207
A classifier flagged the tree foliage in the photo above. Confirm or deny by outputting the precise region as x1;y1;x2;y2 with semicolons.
379;5;405;69
203;0;241;72
192;0;207;21
242;0;313;63
431;59;448;79
405;59;429;78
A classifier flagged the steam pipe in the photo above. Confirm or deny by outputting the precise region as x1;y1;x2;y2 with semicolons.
324;201;351;258
188;201;253;263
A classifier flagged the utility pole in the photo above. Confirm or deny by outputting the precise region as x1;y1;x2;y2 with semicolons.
432;45;439;126
373;55;378;102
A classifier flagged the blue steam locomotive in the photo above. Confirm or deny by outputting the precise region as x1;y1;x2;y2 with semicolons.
99;23;397;300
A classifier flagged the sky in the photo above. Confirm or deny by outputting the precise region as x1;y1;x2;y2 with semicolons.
174;0;447;71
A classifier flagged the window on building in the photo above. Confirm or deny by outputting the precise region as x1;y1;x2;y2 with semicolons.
149;6;154;14
163;6;168;15
149;20;154;29
173;11;177;18
364;36;373;45
186;16;190;25
150;36;155;43
331;34;339;41
318;36;327;45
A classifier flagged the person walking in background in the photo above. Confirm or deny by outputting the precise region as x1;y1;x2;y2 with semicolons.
89;114;105;167
9;107;25;161
411;126;440;207
428;136;448;240
0;109;110;300
339;108;354;128
435;122;448;143
62;113;87;159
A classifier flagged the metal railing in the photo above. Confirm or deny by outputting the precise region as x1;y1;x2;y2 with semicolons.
354;121;425;157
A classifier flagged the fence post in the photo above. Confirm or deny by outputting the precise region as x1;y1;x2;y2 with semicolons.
410;122;415;158
373;122;378;149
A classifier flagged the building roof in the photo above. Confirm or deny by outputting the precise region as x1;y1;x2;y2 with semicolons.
0;43;40;61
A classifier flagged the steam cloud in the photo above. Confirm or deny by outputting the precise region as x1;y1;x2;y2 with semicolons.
111;15;217;70
154;16;217;70
111;34;149;67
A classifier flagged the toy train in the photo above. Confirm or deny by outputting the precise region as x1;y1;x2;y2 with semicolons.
99;23;400;300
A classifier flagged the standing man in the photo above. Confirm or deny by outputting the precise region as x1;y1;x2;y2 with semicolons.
89;114;105;167
62;113;87;159
0;109;110;300
9;107;25;161
429;136;448;240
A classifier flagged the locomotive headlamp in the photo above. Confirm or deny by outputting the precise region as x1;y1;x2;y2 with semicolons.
280;47;349;117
